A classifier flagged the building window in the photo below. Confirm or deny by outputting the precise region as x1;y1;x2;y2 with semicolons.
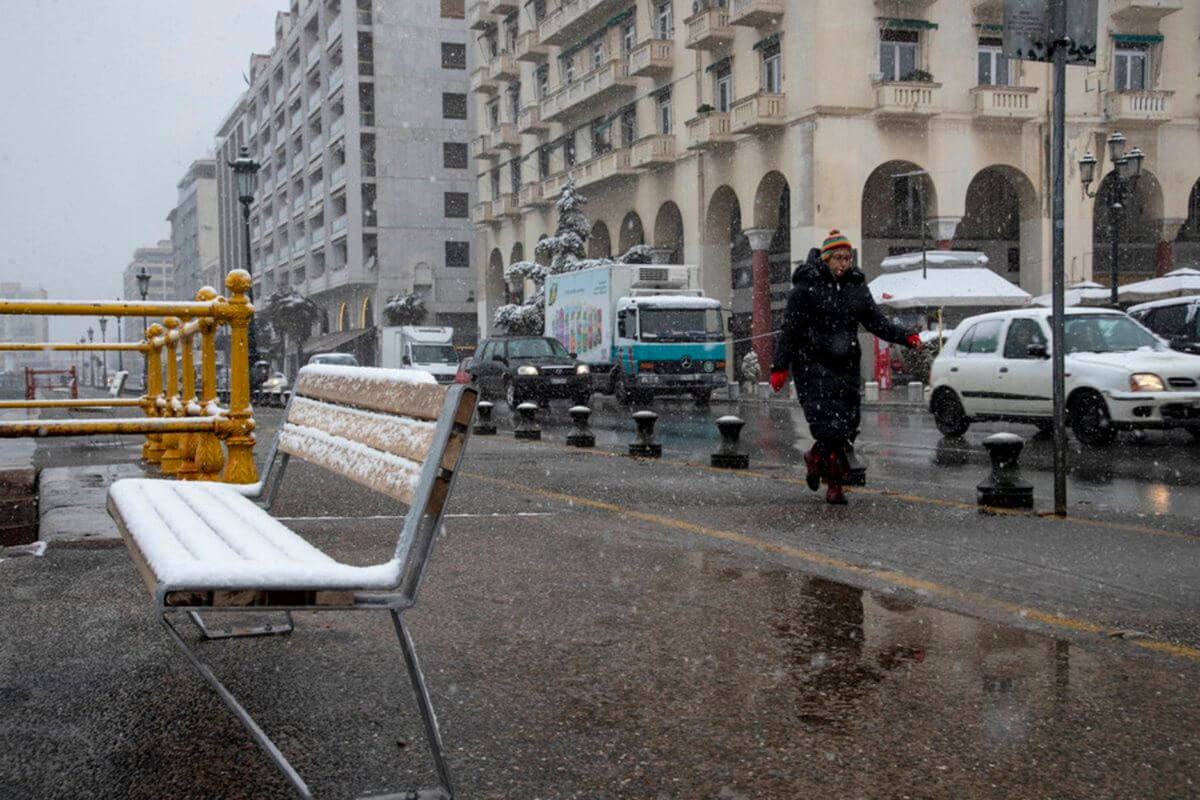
761;41;781;93
443;142;468;169
655;1;673;40
591;118;613;155
538;145;551;179
510;160;521;194
486;98;500;129
977;38;1009;86
563;132;577;167
445;241;470;267
536;64;550;99
657;89;672;135
442;92;468;119
714;62;732;111
622;21;636;54
1114;44;1149;90
440;0;464;19
561;53;575;84
880;29;919;81
507;83;521;121
620;105;637;147
441;42;466;70
490;168;501;199
503;16;519;52
531;0;546;20
444;191;469;217
590;39;605;70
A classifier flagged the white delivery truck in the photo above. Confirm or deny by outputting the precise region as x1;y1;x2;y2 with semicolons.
544;264;727;404
379;326;459;384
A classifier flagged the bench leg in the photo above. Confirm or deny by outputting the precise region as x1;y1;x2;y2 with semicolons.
391;610;456;800
186;610;295;639
160;613;314;799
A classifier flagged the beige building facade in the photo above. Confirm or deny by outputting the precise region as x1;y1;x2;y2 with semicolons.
470;0;1200;372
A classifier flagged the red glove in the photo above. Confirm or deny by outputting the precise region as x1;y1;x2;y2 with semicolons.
769;370;789;392
906;334;923;350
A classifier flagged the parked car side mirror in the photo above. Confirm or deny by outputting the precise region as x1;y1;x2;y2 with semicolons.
1027;343;1049;359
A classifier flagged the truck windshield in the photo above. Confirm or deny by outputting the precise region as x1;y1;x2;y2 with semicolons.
638;308;724;341
411;345;460;364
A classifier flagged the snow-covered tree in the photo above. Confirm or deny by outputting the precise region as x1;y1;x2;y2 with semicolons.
383;291;427;326
493;180;652;334
264;290;320;378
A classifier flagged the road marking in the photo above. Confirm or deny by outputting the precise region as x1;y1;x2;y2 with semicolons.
276;512;563;522
467;471;1200;664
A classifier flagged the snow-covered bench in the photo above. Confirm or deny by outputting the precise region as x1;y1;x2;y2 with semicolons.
107;364;477;799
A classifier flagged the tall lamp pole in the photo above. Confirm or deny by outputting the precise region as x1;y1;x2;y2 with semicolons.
86;327;95;387
229;145;262;387
115;299;124;373
1079;132;1144;308
98;316;108;387
136;266;151;390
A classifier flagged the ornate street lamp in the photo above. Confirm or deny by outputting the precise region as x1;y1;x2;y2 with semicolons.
136;266;150;390
1080;132;1144;308
229;145;262;386
115;299;124;373
87;327;95;387
98;316;108;388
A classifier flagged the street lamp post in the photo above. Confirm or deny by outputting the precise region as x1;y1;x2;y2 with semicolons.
137;267;151;391
87;327;95;387
229;145;262;388
115;300;124;373
98;316;108;388
1079;132;1144;308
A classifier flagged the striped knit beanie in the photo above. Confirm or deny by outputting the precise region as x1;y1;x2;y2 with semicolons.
820;229;853;260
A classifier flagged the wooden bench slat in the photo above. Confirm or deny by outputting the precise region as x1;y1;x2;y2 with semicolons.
287;396;436;465
278;423;422;506
293;366;447;420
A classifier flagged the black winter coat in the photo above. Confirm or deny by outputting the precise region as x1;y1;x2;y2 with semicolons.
771;258;914;443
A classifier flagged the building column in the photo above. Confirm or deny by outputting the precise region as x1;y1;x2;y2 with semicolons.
744;228;775;372
1155;218;1186;276
928;216;962;251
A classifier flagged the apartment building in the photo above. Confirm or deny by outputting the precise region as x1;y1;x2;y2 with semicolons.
470;0;1200;372
216;0;477;365
167;160;219;301
122;240;174;302
0;283;50;373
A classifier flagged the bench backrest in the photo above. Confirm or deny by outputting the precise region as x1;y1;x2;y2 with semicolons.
270;365;476;600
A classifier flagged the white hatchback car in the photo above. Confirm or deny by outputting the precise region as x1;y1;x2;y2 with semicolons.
928;308;1200;445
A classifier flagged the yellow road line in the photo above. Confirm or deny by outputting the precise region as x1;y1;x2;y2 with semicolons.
466;471;1200;664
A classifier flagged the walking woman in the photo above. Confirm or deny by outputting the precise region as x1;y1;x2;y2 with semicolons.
769;230;921;504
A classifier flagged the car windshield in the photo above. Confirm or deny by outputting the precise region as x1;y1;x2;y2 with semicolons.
507;338;569;359
411;345;459;364
638;308;724;341
1064;315;1164;353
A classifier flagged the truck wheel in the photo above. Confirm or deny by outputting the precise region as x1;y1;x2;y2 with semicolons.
692;390;712;406
504;379;521;410
614;374;632;405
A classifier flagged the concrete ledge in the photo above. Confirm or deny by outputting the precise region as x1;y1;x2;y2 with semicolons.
39;464;145;545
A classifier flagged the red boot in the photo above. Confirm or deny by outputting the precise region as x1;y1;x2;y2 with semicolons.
803;447;821;491
825;482;847;505
825;449;849;505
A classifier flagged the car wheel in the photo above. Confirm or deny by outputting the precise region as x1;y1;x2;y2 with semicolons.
504;378;521;410
931;390;970;437
1070;390;1115;446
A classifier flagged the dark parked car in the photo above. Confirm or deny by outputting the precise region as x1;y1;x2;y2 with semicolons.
1127;296;1200;355
469;336;591;409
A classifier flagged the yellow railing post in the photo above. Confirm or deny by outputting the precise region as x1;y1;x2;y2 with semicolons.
176;320;199;480
143;323;166;464
159;317;183;475
194;287;225;481
218;270;258;484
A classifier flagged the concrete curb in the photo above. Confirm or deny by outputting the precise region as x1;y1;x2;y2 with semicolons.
38;464;144;546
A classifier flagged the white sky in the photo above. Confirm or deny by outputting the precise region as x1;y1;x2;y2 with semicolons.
0;0;287;328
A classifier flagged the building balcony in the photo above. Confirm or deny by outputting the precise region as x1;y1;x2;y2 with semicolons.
538;0;627;48
875;0;937;9
471;65;499;95
467;0;494;31
473;200;498;225
541;58;636;121
728;0;785;27
330;163;346;188
514;29;550;63
291;153;306;174
730;92;786;133
874;81;943;118
326;16;343;46
331;214;348;237
310;226;326;247
576;148;636;189
1111;0;1183;22
629;39;673;77
685;111;735;149
306;44;322;70
1105;89;1173;124
472;133;499;160
487;0;519;14
969;0;1001;13
493;122;522;150
519;180;555;209
489;51;519;82
684;7;735;50
518;102;551;135
970;85;1039;122
492;192;522;219
631;134;676;168
327;66;344;95
329;115;346;141
309;135;325;158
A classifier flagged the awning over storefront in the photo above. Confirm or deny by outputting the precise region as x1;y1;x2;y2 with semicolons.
303;327;375;356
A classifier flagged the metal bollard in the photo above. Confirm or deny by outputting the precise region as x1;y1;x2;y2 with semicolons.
906;381;924;403
513;402;541;440
711;415;749;469
628;410;662;458
565;405;595;448
977;432;1034;509
473;400;497;435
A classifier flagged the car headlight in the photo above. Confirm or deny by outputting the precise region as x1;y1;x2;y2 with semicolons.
575;364;590;375
1129;373;1165;392
517;365;539;376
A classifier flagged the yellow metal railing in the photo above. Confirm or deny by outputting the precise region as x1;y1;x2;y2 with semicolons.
0;270;258;483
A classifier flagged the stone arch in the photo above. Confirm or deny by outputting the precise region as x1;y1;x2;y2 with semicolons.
704;185;750;379
589;221;612;259
752;170;790;231
653;201;684;264
337;302;348;332
1175;179;1200;269
487;247;506;307
361;297;373;328
618;211;644;255
510;242;524;264
957;165;1041;291
320;308;330;335
1092;167;1164;285
861;160;938;277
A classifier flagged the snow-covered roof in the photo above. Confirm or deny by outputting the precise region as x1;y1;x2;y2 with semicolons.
1118;267;1200;303
1127;294;1200;313
869;267;1031;309
878;250;989;273
623;294;720;308
1030;281;1113;308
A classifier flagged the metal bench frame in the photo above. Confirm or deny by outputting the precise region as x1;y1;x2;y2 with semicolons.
107;367;478;799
